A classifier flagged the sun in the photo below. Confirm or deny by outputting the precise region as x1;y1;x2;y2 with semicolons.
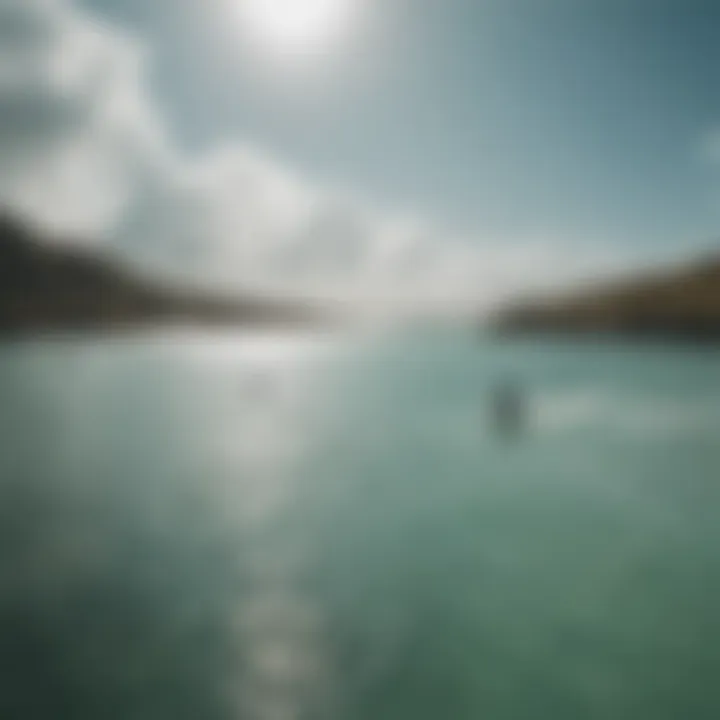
238;0;356;57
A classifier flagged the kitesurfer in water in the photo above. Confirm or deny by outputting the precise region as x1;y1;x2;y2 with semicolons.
492;378;525;439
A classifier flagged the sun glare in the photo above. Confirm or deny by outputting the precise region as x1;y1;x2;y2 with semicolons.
238;0;356;58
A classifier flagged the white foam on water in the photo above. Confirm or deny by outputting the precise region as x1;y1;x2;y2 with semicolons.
534;388;720;438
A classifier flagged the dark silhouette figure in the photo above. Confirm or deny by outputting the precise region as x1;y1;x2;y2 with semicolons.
492;379;525;440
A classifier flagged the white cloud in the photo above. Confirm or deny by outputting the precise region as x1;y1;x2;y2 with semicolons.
0;0;627;314
0;0;168;237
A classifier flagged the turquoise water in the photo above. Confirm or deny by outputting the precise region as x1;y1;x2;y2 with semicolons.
1;331;720;719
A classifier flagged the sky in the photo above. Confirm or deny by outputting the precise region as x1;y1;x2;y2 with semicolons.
1;0;720;312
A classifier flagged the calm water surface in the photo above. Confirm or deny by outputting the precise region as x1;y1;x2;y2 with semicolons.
1;331;720;719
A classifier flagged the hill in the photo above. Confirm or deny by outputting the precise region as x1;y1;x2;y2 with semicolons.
0;214;321;335
492;254;720;343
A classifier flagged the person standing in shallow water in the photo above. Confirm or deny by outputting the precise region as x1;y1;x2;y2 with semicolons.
492;379;526;440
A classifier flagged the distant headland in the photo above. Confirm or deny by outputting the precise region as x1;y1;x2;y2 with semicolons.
0;214;324;336
492;253;720;343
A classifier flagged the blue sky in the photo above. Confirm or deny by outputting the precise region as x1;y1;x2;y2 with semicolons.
2;0;719;310
83;0;720;247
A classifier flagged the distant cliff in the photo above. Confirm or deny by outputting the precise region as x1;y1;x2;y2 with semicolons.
0;214;321;335
492;255;720;343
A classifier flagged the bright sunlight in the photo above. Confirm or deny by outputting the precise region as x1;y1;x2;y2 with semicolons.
237;0;357;58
